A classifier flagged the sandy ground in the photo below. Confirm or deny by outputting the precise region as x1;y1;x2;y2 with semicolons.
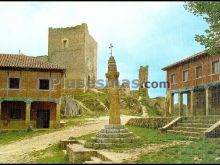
0;115;133;163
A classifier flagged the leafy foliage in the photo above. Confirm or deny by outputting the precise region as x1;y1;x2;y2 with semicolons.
184;2;220;55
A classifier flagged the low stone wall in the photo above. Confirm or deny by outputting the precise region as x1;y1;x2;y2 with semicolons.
205;121;220;138
125;117;175;129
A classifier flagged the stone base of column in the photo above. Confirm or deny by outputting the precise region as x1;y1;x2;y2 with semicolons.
84;124;139;149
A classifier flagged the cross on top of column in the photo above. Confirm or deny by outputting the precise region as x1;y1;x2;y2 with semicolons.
109;43;113;56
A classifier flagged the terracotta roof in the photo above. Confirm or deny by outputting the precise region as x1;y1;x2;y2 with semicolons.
0;54;66;71
162;50;207;71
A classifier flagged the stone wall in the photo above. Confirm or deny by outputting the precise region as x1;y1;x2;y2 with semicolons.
48;23;97;88
139;65;148;97
35;55;48;62
126;117;174;129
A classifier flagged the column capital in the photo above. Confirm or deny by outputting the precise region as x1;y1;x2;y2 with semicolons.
55;98;62;104
25;99;32;104
204;85;210;90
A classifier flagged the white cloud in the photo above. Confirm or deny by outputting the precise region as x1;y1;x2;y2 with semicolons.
0;2;177;55
1;2;200;98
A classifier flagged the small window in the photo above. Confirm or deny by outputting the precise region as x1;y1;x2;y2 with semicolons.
212;60;219;74
62;39;68;48
9;78;20;89
183;70;189;82
10;108;22;119
196;66;202;78
171;74;175;84
39;79;50;90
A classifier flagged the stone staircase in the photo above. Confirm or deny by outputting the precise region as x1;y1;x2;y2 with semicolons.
84;124;139;149
166;116;220;138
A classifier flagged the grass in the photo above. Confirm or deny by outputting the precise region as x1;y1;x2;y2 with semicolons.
76;126;191;153
139;97;161;117
63;116;86;127
75;132;96;141
0;129;54;145
28;126;220;163
31;143;69;163
145;104;160;117
0;116;87;146
136;138;220;163
110;126;191;152
120;109;142;117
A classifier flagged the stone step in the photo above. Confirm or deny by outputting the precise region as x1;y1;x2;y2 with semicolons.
172;126;207;132
84;142;127;149
181;119;218;124
96;132;133;138
182;117;220;122
85;156;105;163
182;116;220;120
95;137;135;143
105;124;125;129
100;128;129;133
177;122;213;128
167;130;204;137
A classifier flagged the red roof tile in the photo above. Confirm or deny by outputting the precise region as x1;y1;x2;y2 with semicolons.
0;54;65;71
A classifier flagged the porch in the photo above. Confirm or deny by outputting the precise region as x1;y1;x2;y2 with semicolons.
0;100;61;130
167;83;220;116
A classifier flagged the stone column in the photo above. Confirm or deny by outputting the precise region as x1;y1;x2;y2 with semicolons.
56;103;61;128
178;93;183;116
190;90;194;116
106;55;121;125
170;93;174;115
25;101;31;126
205;87;211;116
166;91;174;116
187;92;191;116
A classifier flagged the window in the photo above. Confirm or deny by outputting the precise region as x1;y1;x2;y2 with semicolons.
183;70;189;82
39;79;50;90
9;78;20;89
212;60;219;74
10;108;22;119
171;74;175;84
62;39;68;48
196;66;202;78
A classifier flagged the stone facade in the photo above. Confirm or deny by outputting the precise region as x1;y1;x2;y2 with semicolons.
48;23;97;89
139;65;149;97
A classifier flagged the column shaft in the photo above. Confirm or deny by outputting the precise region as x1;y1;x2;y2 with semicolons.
25;102;31;126
190;90;194;116
56;103;61;128
178;93;183;116
205;87;210;116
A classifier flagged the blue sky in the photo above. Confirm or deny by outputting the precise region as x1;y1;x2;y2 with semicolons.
0;2;208;98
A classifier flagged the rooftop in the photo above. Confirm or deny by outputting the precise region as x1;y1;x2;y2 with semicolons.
162;50;208;71
0;54;66;71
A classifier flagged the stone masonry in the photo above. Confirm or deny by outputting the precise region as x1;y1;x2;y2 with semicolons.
84;46;138;149
139;65;149;97
36;23;97;89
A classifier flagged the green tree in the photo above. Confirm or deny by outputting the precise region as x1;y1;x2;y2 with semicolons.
184;2;220;55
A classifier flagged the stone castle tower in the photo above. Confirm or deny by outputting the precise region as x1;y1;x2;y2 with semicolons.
47;23;97;88
139;65;149;97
